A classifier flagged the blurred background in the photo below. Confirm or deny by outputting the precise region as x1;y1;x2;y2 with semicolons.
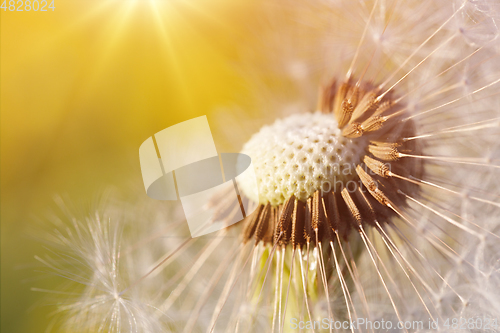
1;0;265;331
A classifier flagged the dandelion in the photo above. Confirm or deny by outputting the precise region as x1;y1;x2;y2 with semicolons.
39;0;500;332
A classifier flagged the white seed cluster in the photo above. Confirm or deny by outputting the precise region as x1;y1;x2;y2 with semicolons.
240;113;367;205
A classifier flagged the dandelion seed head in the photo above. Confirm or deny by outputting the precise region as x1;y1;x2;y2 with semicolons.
240;112;366;204
36;0;500;331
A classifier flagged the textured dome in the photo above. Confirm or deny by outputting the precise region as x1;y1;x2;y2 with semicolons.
240;112;367;205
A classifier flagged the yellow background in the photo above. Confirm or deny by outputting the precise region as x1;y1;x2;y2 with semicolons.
1;0;262;331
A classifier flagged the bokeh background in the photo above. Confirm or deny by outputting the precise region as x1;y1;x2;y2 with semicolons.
1;0;265;331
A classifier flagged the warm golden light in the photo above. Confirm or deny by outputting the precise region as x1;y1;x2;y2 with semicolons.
1;0;260;331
